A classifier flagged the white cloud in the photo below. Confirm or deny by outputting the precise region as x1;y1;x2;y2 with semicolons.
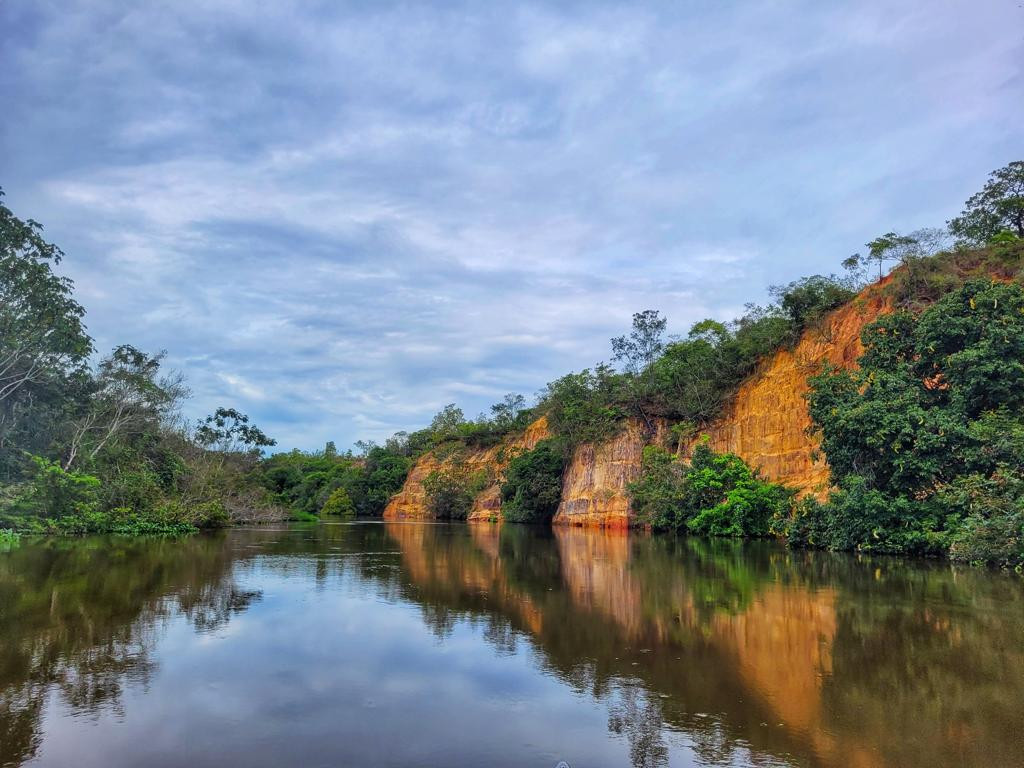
1;0;1021;450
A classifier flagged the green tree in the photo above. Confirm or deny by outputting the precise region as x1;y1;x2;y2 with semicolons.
195;408;275;453
770;275;856;327
321;487;355;517
0;191;93;476
64;345;186;470
423;463;484;520
949;161;1024;244
490;393;527;430
429;403;465;442
805;280;1024;560
611;310;667;374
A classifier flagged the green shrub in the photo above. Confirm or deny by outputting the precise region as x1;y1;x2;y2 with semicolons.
944;471;1024;568
540;365;625;447
629;442;792;537
500;440;565;524
806;279;1024;559
771;275;856;327
321;487;355;518
423;463;489;520
629;445;689;530
17;456;101;519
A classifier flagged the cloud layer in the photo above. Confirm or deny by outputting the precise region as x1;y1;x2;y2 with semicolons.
2;0;1021;450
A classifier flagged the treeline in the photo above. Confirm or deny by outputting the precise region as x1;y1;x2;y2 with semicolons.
407;161;1024;566
0;191;281;534
4;160;1022;564
623;161;1024;567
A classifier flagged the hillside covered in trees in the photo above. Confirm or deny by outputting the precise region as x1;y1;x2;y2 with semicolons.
2;162;1023;567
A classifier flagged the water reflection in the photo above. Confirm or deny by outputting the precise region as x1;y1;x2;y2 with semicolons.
1;523;1022;767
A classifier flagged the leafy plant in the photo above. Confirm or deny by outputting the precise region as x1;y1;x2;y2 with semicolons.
500;439;565;524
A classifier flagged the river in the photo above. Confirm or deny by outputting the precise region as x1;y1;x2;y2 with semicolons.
1;522;1022;767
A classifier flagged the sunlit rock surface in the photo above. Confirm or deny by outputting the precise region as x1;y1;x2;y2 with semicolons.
688;286;890;498
553;418;667;528
386;284;890;524
383;416;550;521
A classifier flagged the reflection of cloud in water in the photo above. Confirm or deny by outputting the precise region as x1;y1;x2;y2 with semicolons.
2;524;1024;768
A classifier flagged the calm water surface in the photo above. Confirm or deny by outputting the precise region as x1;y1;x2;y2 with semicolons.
1;522;1022;767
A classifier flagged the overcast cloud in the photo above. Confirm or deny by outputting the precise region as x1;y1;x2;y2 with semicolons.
1;0;1020;450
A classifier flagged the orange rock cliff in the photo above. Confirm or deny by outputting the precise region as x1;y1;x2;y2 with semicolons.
385;286;890;526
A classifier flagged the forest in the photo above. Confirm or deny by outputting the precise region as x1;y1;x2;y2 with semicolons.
1;161;1023;566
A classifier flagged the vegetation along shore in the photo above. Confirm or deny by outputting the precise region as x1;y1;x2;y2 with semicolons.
2;161;1022;567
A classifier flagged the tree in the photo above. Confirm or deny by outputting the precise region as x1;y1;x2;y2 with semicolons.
64;345;187;469
864;231;922;279
429;403;465;441
195;408;275;453
490;393;526;430
770;275;856;327
612;310;667;374
949;161;1024;244
0;191;92;460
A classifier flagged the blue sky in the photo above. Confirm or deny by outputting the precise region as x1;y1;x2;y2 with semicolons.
1;0;1020;451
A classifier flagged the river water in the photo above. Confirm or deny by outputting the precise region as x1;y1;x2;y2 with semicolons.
1;522;1022;767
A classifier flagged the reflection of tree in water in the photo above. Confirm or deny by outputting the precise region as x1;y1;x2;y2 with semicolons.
0;534;261;767
607;684;669;768
382;522;1024;768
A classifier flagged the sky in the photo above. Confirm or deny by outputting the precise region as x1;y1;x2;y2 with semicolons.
1;0;1021;452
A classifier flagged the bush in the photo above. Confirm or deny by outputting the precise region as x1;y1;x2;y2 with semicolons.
629;441;792;538
629;446;689;530
500;440;565;524
540;365;625;447
16;456;101;519
944;471;1024;568
682;444;793;538
321;487;355;518
423;463;489;520
771;275;856;327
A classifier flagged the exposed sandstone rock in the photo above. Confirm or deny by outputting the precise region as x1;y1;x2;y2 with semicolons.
552;417;666;528
686;288;890;498
382;415;550;521
386;285;889;526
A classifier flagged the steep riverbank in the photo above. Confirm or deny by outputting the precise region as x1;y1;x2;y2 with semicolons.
385;282;891;526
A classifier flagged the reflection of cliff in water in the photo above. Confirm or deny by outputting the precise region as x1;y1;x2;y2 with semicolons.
0;534;261;767
3;524;1022;768
382;522;1024;768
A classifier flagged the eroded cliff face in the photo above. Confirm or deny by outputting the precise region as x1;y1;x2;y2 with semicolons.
385;285;888;525
552;418;667;528
382;415;550;521
551;287;889;527
687;288;890;497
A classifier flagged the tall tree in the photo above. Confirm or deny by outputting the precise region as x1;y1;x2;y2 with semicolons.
0;191;92;405
611;310;667;374
948;161;1024;244
64;345;187;469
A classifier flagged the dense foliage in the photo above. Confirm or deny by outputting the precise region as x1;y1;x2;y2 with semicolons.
423;462;490;520
948;161;1024;245
500;439;566;524
793;279;1024;565
257;441;412;519
0;191;278;535
629;443;793;537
